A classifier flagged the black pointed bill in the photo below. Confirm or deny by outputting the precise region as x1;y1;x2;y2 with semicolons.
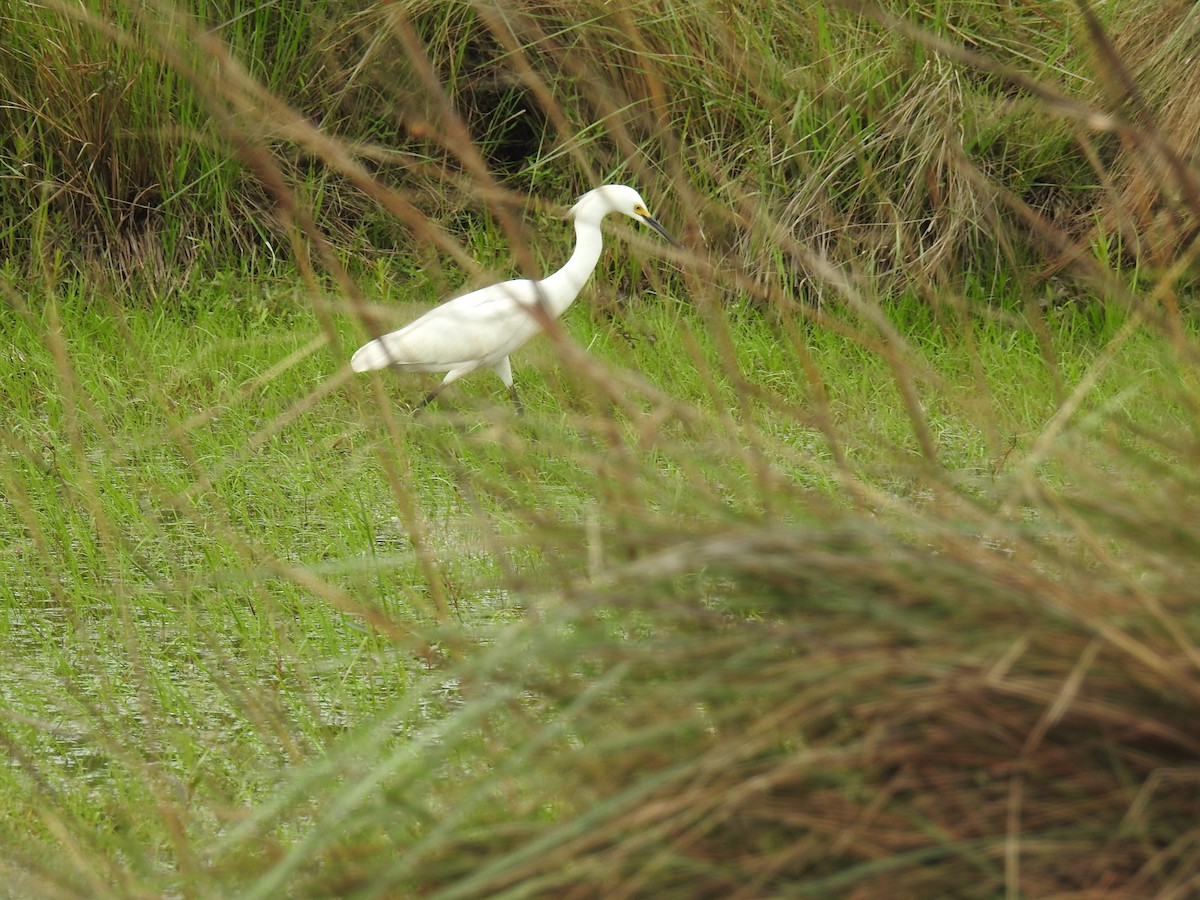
640;213;682;248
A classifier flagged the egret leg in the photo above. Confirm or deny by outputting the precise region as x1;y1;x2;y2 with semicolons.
413;383;447;416
413;392;435;416
492;357;523;415
509;384;524;415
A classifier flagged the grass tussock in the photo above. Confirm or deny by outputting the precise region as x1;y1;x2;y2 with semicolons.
0;0;1117;296
1083;0;1200;267
2;1;1200;898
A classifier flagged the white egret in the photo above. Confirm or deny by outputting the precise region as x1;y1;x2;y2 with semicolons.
350;184;677;412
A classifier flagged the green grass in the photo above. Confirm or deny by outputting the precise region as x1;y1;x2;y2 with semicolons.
5;0;1200;895
0;0;1107;298
3;271;1197;893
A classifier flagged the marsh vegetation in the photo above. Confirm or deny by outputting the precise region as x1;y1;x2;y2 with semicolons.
2;1;1200;896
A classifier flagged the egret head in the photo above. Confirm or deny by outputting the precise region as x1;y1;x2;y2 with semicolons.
568;184;680;246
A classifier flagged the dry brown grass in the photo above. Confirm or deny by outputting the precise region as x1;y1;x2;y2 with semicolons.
1080;1;1200;267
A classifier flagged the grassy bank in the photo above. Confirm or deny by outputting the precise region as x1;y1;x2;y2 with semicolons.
0;0;1130;295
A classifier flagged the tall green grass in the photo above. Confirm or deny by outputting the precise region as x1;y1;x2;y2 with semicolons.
1;0;1108;295
3;0;1200;897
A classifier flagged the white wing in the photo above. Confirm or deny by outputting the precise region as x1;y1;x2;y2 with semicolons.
351;279;548;373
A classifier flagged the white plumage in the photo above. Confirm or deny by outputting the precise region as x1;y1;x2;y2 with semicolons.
351;184;676;411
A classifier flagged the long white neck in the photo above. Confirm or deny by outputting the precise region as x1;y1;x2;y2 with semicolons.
537;212;606;319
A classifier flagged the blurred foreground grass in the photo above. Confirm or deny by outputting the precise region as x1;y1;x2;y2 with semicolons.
4;0;1200;895
3;274;1199;895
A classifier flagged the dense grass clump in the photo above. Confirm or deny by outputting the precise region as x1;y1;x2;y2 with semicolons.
3;1;1200;897
0;0;1127;297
